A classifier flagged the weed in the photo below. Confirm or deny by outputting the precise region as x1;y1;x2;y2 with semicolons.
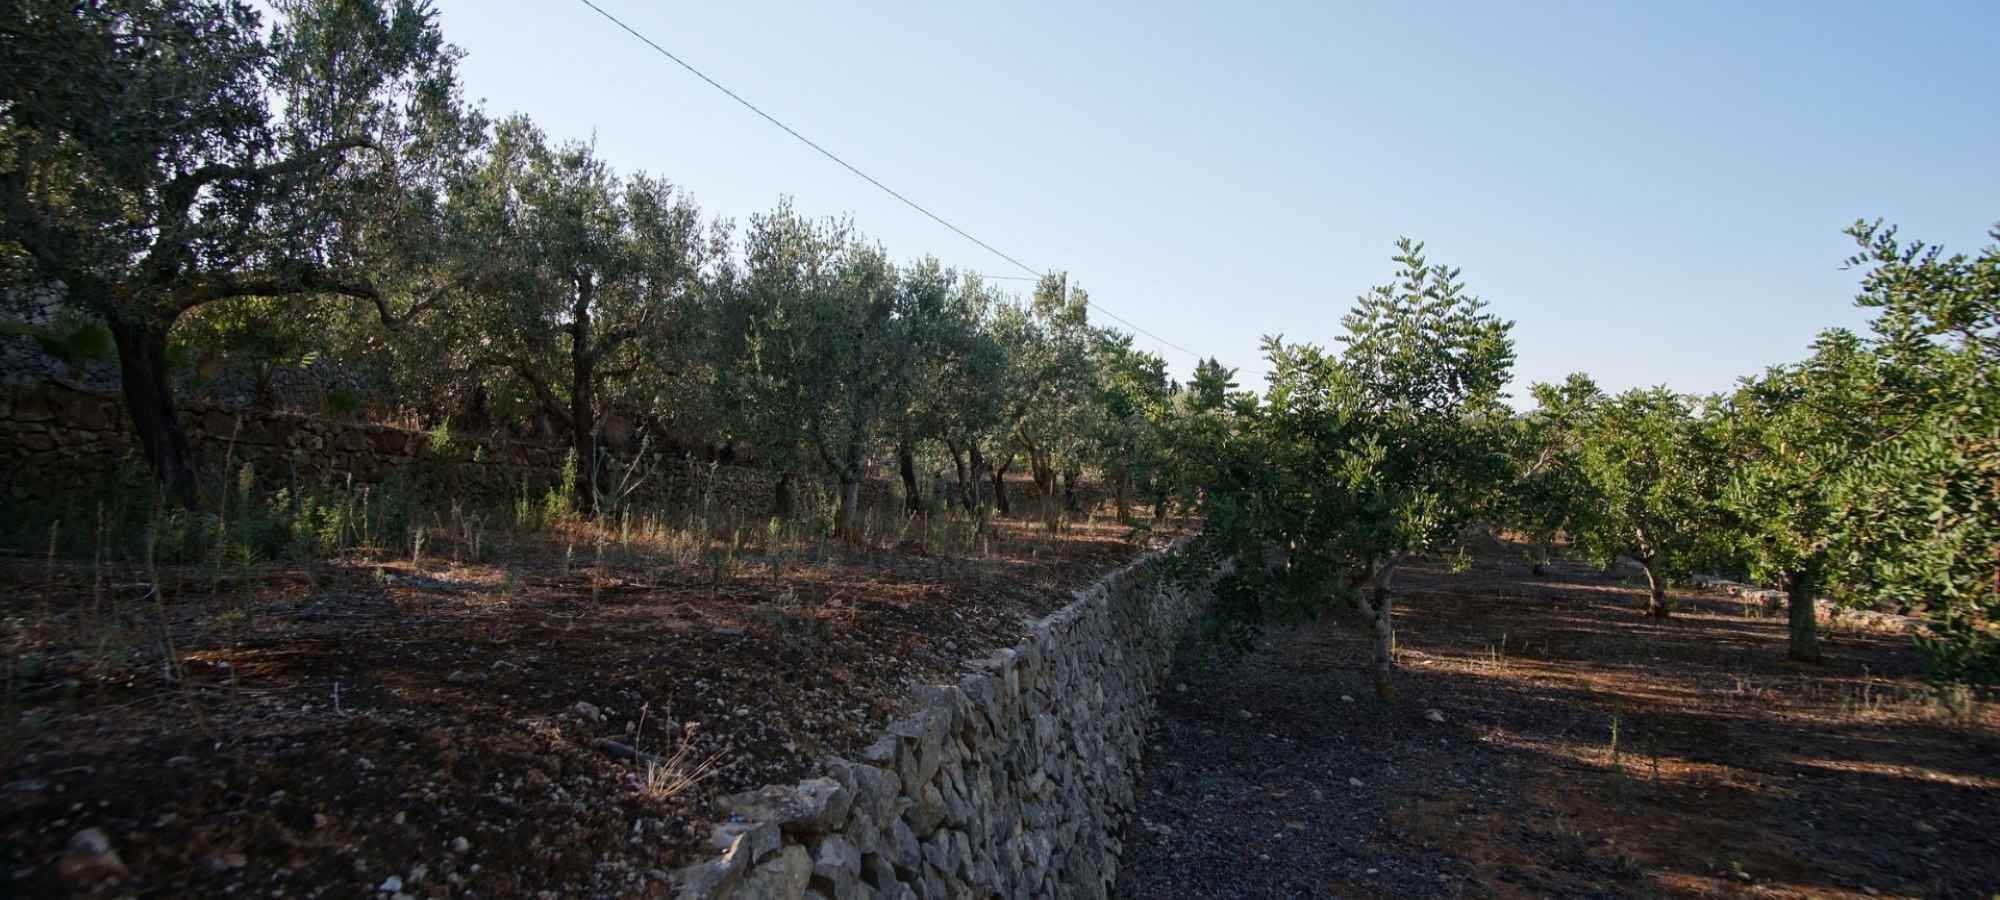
763;588;824;656
498;569;523;603
630;709;725;803
765;517;789;584
1606;705;1622;768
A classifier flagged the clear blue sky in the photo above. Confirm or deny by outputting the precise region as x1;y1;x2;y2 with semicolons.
428;0;1999;401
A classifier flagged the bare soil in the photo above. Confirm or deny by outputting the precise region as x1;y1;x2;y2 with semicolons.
1117;548;2000;899
0;518;1150;899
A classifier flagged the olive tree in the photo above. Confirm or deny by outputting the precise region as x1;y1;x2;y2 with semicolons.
0;0;479;503
992;274;1101;529
885;263;1008;519
451;117;717;515
718;203;915;538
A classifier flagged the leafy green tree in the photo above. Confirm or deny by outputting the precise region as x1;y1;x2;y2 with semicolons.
1723;331;1899;662
1569;387;1725;617
1185;357;1241;413
1725;222;2000;672
0;0;478;503
1837;222;2000;681
993;274;1102;530
886;263;1008;520
451;117;717;515
1184;239;1515;699
1502;374;1604;575
1094;332;1173;522
719;202;914;538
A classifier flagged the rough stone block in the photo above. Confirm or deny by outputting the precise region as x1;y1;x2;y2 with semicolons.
724;778;851;837
711;820;782;869
905;782;946;836
736;844;810;900
845;761;900;825
809;834;861;898
887;708;947;790
861;852;899;894
887;816;922;877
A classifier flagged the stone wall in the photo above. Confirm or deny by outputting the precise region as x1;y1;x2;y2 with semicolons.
675;543;1211;900
0;385;1126;528
0;386;784;517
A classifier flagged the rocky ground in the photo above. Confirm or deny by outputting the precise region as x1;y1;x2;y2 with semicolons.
1117;551;2000;899
0;516;1150;899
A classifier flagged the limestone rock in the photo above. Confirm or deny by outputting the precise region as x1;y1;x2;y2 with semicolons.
711;820;782;869
906;783;946;836
736;844;811;900
724;778;852;836
843;761;900;824
809;834;862;898
57;828;127;883
887;816;922;876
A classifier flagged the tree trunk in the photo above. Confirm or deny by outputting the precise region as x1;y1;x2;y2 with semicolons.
772;471;794;519
1783;569;1822;663
897;442;923;516
569;273;599;517
1640;560;1670;618
947;440;970;511
1361;551;1409;701
1028;450;1058;531
990;456;1011;518
110;316;199;506
835;473;862;541
1062;467;1082;514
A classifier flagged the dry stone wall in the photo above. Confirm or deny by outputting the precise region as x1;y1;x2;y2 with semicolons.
0;386;782;517
0;385;1115;525
675;544;1211;900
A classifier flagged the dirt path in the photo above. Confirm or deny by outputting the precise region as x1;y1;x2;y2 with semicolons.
1117;553;2000;900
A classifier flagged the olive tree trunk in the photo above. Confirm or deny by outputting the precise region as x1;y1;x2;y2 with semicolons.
110;316;200;506
989;454;1012;518
568;273;601;517
897;442;923;516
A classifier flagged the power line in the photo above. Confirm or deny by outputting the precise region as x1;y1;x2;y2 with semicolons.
572;0;1259;378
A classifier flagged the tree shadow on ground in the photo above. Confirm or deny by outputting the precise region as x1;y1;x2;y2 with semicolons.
1118;552;1999;900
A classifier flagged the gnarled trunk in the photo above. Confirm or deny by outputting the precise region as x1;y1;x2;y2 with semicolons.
897;442;923;516
772;471;795;519
110;316;199;506
1640;559;1669;618
990;453;1012;519
1030;452;1059;531
947;440;973;512
835;472;862;540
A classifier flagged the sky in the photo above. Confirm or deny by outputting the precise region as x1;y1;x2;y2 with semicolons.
425;0;1999;402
